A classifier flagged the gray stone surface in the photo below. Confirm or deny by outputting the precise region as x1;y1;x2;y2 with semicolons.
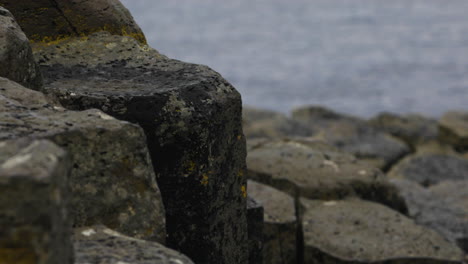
439;111;468;152
248;180;298;264
247;139;407;213
0;0;147;44
35;32;248;264
247;196;263;264
0;77;166;243
291;106;410;170
0;139;72;264
74;226;194;264
301;198;464;264
0;6;42;90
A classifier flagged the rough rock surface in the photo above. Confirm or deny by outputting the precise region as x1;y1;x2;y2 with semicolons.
439;111;468;152
34;32;248;264
392;179;468;253
388;152;468;186
301;198;464;263
248;180;298;264
291;106;410;170
0;6;42;89
247;139;407;213
369;112;438;148
243;107;312;139
247;196;263;264
0;139;72;264
0;77;166;243
0;0;146;44
74;226;194;264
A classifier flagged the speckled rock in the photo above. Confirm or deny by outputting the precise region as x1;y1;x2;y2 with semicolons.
391;179;468;253
0;139;72;264
388;152;468;186
247;196;263;264
439;111;468;152
0;6;42;89
247;139;407;213
369;112;438;149
0;77;166;243
0;0;146;44
301;198;464;264
35;32;248;264
291;106;410;170
248;180;298;264
74;226;194;264
243;107;312;139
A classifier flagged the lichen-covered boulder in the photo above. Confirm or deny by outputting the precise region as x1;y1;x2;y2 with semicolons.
248;180;298;264
0;0;146;44
247;196;263;264
74;226;194;264
247;139;407;213
34;32;248;264
0;139;73;264
291;106;410;170
301;198;464;264
0;77;166;243
0;6;42;89
439;111;468;152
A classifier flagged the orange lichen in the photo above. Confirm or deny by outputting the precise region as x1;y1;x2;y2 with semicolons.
200;173;209;186
241;185;247;198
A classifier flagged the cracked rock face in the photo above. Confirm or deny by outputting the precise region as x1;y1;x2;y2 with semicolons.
0;139;73;264
0;0;146;44
0;6;43;90
74;226;194;264
0;77;166;243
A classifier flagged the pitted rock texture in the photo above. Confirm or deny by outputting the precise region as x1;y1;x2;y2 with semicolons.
0;139;72;264
0;6;42;90
0;0;146;44
439;111;468;152
35;32;248;264
74;226;194;264
301;198;464;264
248;180;298;264
247;196;263;264
0;77;166;243
247;139;407;213
291;106;410;170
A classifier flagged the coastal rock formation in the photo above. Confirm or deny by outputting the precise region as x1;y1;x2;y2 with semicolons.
0;0;146;44
248;180;298;264
0;77;166;243
0;6;42;89
291;106;410;170
247;197;263;264
247;139;407;213
439;111;468;152
301;198;464;263
0;139;73;264
74;226;194;264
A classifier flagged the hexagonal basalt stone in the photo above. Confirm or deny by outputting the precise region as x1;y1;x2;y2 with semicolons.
74;226;194;264
301;198;464;264
0;139;72;264
0;77;166;243
34;32;248;264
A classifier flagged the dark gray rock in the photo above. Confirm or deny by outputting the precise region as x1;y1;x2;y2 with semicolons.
0;6;42;90
248;180;298;264
34;32;248;264
0;139;72;264
0;77;166;243
0;0;147;44
247;139;407;213
439;111;468;152
247;196;263;264
292;106;410;170
74;225;194;264
301;197;464;263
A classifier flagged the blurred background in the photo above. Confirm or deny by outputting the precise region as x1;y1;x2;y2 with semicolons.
121;0;468;118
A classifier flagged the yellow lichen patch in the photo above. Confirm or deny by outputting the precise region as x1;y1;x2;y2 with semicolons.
241;185;247;198
237;135;242;140
0;248;37;264
144;226;155;236
185;161;196;173
200;173;209;186
237;170;244;178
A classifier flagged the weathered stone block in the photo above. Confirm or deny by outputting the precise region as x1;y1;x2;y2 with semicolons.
0;139;72;264
439;111;468;152
247;196;263;264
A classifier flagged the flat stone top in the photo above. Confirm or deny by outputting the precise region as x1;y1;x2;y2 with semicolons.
440;111;468;138
247;180;295;223
301;198;463;262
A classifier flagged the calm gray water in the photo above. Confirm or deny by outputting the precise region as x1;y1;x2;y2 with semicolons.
121;0;468;117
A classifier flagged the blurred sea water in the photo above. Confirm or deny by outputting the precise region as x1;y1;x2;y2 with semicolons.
121;0;468;118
